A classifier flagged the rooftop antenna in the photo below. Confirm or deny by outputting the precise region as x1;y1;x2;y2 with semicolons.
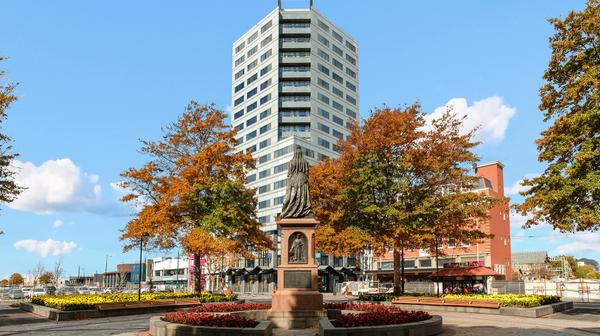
278;0;282;9
310;0;314;7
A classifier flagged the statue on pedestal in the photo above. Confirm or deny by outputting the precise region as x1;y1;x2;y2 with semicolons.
281;147;312;218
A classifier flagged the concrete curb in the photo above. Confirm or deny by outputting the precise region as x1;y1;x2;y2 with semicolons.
319;315;443;336
381;301;573;318
20;302;197;321
149;316;273;336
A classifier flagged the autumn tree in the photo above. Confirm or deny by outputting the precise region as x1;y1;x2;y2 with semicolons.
310;105;496;293
0;279;7;287
120;102;271;294
0;57;24;235
517;0;600;232
8;272;23;285
38;272;53;285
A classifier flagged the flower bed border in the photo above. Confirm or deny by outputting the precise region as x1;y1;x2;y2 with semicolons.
20;302;227;322
149;316;272;336
375;301;573;318
319;315;442;336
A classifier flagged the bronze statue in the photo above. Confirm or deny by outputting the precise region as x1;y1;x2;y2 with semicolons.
281;147;312;218
289;233;306;263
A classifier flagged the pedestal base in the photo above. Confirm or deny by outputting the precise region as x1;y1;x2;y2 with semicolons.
271;290;323;311
270;290;325;329
268;309;327;329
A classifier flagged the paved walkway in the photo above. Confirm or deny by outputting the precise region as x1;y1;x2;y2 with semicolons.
2;302;600;336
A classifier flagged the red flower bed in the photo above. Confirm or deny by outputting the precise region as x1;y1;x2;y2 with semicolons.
163;312;259;328
324;302;403;312
191;302;271;313
333;311;431;327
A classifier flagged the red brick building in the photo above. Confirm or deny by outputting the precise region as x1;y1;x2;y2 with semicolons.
368;162;512;289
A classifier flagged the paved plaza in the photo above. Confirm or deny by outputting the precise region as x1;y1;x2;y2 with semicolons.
0;301;599;336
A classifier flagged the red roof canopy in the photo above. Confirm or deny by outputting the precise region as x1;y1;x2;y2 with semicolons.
430;266;499;277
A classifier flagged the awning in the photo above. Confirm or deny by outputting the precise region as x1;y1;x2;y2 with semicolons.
259;268;276;275
334;267;358;276
318;265;341;276
245;266;262;275
430;267;499;278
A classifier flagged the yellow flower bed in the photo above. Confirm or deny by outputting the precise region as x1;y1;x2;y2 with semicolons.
32;292;236;311
441;294;561;307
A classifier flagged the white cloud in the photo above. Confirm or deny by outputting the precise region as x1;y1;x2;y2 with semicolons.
428;96;516;144
10;159;102;214
9;158;133;216
52;220;64;228
555;232;600;255
14;239;77;257
505;173;541;195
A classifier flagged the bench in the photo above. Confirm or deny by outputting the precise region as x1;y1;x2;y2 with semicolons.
391;297;501;309
97;298;200;311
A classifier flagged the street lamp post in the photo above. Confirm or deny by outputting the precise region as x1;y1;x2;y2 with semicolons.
138;233;149;301
434;233;440;295
104;254;111;288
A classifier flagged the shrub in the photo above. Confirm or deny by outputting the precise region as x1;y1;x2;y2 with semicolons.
31;292;236;311
357;293;396;302
360;293;561;308
333;311;431;327
440;294;561;307
163;312;259;328
325;302;403;312
191;303;271;312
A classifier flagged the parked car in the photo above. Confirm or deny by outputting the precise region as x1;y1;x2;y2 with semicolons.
21;287;32;298
87;287;103;294
31;287;47;297
8;289;25;299
56;286;76;296
0;288;10;298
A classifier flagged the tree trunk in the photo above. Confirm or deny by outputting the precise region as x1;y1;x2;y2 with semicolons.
194;253;202;296
400;239;405;294
393;240;402;294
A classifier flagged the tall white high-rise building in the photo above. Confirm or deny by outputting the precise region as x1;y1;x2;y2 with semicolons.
231;2;359;268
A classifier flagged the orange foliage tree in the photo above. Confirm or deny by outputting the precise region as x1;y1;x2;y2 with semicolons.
310;105;497;293
119;102;271;294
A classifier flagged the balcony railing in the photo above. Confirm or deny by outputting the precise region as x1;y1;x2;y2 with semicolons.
281;23;310;28
281;37;310;43
279;96;310;102
280;81;310;88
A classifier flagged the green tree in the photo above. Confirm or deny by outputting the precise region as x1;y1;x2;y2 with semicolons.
120;102;271;294
310;105;496;293
517;0;600;232
8;272;23;285
0;57;24;235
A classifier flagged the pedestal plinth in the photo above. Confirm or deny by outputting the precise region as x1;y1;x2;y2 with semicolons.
269;217;325;329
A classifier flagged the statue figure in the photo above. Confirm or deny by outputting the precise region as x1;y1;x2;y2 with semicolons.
289;233;305;262
281;147;312;218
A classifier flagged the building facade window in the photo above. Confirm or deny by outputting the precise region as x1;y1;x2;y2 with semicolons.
260;108;271;119
318;63;330;75
318;123;330;134
234;82;245;93
318;49;330;61
247;88;257;99
332;30;343;43
332;115;344;126
332;44;343;57
317;34;329;47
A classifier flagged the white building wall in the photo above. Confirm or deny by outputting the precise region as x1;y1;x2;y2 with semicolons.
231;6;359;268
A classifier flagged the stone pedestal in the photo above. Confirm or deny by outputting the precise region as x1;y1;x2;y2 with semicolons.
269;217;325;329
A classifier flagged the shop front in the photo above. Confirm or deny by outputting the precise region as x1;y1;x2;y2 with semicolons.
430;261;498;294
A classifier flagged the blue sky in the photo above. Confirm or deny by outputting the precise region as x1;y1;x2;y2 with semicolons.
0;0;594;280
